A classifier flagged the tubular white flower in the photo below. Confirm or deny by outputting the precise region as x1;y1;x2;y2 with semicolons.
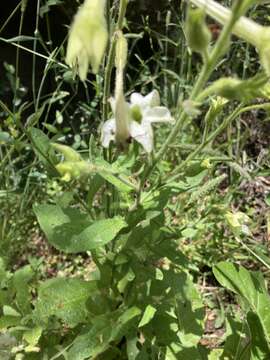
101;90;174;153
66;0;108;80
190;0;270;74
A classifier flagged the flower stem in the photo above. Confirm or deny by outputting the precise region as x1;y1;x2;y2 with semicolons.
168;102;270;182
102;0;128;123
141;0;244;183
102;0;128;217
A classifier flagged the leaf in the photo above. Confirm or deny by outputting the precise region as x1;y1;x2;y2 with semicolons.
0;316;21;329
23;326;43;347
95;159;137;193
34;278;97;327
150;270;204;347
68;307;141;359
34;204;126;253
12;265;34;315
87;174;104;208
247;312;270;359
126;333;140;360
138;305;157;327
165;343;206;359
29;127;56;173
213;262;270;343
221;315;250;360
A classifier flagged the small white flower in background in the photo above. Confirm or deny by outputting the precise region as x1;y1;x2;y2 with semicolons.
101;90;174;153
66;0;108;80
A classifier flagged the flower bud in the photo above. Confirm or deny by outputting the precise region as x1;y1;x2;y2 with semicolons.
185;7;211;55
190;0;270;75
56;161;95;181
66;0;108;80
202;73;269;101
114;32;130;146
52;143;82;162
115;31;128;70
225;211;250;236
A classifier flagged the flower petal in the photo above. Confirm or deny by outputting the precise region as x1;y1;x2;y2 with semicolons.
130;90;160;109
101;118;116;148
129;121;153;153
130;92;145;107
144;90;160;107
143;106;174;123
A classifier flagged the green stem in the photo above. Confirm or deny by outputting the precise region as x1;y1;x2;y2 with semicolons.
168;102;270;181
102;0;128;217
102;0;128;123
141;1;244;183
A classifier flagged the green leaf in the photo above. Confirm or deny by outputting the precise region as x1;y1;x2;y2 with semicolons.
87;174;104;208
0;316;21;329
12;265;34;315
247;312;270;359
138;305;157;327
34;204;126;253
68;307;141;359
126;333;140;360
221;315;250;360
150;270;204;347
34;278;97;327
213;262;270;343
166;343;206;359
95;159;137;193
23;326;43;347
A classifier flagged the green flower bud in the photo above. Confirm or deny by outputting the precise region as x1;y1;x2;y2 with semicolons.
190;0;270;75
66;0;108;80
185;7;211;55
225;211;250;236
201;73;269;101
56;161;95;181
52;143;82;162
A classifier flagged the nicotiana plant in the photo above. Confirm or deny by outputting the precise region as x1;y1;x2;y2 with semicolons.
1;0;270;359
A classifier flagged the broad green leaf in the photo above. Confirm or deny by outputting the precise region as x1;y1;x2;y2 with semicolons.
117;268;135;293
221;315;250;360
34;204;126;253
87;174;104;208
0;316;21;329
213;262;270;343
29;128;55;170
12;265;34;315
166;343;206;359
247;312;270;359
138;305;157;327
68;306;141;359
150;270;204;347
0;132;12;144
126;333;140;360
95;159;137;193
23;326;43;347
34;278;97;327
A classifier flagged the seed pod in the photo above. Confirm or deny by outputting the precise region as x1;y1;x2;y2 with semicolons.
185;7;211;55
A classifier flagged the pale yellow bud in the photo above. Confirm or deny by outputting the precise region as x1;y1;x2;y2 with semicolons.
56;161;95;181
51;143;82;162
66;0;108;80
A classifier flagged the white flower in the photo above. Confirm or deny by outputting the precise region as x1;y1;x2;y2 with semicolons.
66;0;108;80
101;90;174;153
